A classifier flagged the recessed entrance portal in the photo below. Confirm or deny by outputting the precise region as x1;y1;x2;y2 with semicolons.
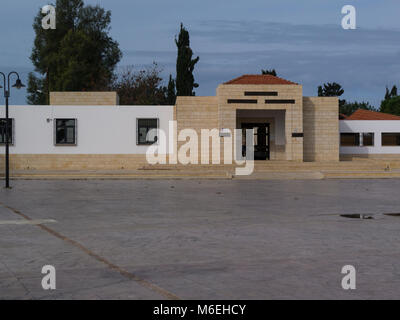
236;109;286;161
241;123;270;160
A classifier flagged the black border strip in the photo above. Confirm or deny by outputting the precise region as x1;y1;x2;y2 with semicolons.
265;99;295;104
227;99;258;104
244;91;278;96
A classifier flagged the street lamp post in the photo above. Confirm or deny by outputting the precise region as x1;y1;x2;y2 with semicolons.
0;72;25;188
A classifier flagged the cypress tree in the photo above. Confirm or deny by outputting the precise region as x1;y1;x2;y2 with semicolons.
175;23;199;96
166;75;176;105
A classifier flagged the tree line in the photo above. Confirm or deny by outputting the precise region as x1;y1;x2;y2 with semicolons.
28;0;400;117
264;70;400;117
27;1;199;106
317;82;400;117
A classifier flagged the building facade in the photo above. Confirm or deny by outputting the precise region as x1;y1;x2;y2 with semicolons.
176;75;339;163
0;75;346;171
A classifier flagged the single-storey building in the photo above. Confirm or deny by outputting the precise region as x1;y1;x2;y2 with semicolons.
340;109;400;160
0;75;399;170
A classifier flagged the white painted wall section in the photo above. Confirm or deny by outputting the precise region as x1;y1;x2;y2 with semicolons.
340;120;400;154
0;105;174;154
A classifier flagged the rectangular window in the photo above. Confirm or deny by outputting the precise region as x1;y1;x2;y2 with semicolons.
382;133;400;146
362;133;374;146
55;119;77;145
340;133;360;146
137;119;159;145
0;119;13;145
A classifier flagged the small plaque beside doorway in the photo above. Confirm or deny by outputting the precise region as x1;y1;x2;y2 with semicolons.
292;133;304;138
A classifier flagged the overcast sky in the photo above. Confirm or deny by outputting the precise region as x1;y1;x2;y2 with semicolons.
1;0;400;107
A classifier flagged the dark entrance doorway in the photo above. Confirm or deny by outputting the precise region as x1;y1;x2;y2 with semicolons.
241;123;270;160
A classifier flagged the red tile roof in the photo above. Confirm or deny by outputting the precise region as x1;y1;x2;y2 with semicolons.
224;74;298;85
345;109;400;120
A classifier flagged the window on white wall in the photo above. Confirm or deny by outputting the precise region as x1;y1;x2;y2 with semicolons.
137;119;158;145
0;118;14;145
340;133;360;146
55;119;77;145
382;133;400;146
362;133;374;146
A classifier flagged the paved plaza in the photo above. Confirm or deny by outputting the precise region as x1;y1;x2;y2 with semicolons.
1;179;400;299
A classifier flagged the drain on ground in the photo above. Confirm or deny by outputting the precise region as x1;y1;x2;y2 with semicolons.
384;213;400;217
340;214;374;219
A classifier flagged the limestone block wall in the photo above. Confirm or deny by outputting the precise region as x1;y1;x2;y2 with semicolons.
175;97;220;164
50;92;119;106
217;84;303;161
0;154;148;171
340;154;400;161
303;97;339;161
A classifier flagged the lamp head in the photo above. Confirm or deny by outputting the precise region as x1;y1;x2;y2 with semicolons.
12;79;25;90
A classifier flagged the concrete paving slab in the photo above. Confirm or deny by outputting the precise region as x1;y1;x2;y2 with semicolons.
1;179;400;299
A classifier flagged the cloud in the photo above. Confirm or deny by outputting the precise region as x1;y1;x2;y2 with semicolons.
190;20;400;107
193;20;400;51
118;20;400;107
8;19;400;107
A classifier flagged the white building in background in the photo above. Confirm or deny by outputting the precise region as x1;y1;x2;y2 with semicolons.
340;109;400;159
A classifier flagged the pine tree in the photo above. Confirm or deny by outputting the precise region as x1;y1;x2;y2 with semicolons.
318;86;323;97
261;69;277;76
340;101;376;116
175;23;199;96
26;72;47;105
390;85;398;98
27;0;122;104
317;82;345;108
380;96;400;116
385;87;391;100
380;85;400;115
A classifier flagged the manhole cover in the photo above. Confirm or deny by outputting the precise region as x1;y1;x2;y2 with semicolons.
340;214;374;219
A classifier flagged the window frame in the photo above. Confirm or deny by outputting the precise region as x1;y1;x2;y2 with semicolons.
361;132;374;147
340;132;360;147
381;132;400;147
0;118;15;146
54;118;77;146
136;118;159;146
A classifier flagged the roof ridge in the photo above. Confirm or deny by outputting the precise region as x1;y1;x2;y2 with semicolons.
224;74;297;85
346;108;400;120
